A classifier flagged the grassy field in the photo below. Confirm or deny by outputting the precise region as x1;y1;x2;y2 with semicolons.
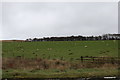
2;40;119;59
2;40;120;78
2;68;118;78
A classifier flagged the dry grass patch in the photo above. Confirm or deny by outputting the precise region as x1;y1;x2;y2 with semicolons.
2;57;119;71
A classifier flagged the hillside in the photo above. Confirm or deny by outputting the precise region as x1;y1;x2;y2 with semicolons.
2;40;119;60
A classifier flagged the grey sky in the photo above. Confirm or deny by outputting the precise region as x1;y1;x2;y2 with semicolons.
1;2;118;40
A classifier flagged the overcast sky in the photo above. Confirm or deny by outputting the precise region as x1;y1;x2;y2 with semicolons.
1;2;118;40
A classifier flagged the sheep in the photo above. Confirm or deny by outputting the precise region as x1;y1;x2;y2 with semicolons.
36;48;39;51
47;48;52;50
113;40;116;42
84;46;87;48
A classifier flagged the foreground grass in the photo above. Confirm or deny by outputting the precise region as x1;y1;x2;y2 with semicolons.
2;68;119;78
2;57;119;78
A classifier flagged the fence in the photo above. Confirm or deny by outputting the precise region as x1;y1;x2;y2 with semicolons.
80;56;120;64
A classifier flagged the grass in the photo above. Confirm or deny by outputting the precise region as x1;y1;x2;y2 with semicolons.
2;40;120;78
2;68;119;78
2;40;119;60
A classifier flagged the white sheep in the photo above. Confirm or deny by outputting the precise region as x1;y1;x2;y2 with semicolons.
84;46;87;48
36;49;39;51
113;40;116;42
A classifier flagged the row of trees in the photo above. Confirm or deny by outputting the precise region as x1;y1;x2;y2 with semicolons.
25;34;120;42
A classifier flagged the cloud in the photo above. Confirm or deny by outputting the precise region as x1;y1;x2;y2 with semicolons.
1;2;118;40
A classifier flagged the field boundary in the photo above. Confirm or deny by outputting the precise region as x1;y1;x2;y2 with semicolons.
80;56;120;64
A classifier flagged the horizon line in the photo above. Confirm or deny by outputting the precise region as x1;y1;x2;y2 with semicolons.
0;33;119;40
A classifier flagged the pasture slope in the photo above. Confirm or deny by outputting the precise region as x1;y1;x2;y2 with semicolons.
2;40;120;78
2;40;119;59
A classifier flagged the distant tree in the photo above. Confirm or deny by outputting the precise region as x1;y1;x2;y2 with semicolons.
33;38;38;41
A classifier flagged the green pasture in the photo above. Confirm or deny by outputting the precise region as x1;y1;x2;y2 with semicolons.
2;40;119;60
2;40;120;78
2;68;119;78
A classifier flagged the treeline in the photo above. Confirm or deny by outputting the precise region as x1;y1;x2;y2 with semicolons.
25;34;120;41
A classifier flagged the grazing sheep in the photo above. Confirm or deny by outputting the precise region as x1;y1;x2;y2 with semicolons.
113;40;116;42
47;48;52;50
84;46;87;48
36;49;39;51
